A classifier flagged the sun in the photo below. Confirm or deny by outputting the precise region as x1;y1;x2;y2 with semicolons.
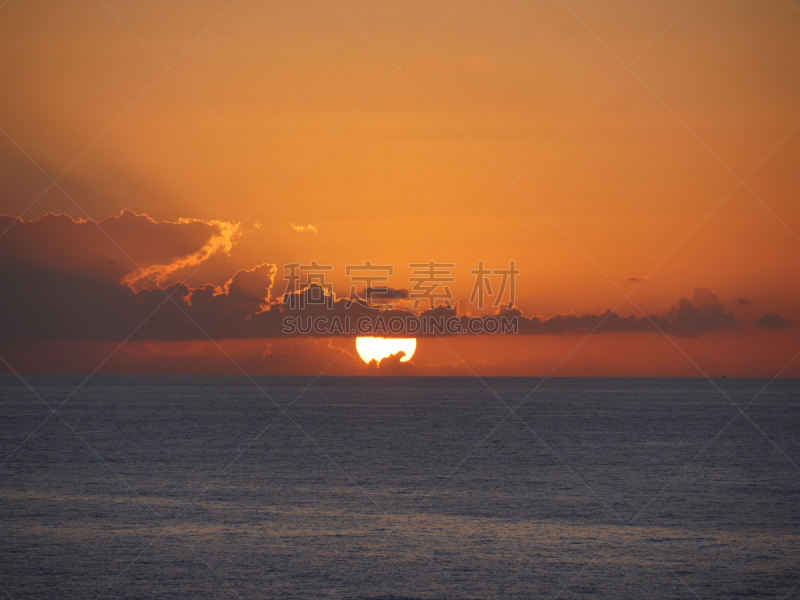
355;337;417;364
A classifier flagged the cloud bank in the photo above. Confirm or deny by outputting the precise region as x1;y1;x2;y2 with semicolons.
0;211;770;344
756;313;788;329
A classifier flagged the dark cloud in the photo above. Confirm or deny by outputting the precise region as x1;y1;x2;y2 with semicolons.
494;288;737;339
0;211;238;289
626;277;640;282
756;313;788;329
0;214;760;343
736;297;752;305
652;288;739;338
0;257;741;343
361;286;410;300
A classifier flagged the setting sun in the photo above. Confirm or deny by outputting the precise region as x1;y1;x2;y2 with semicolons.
1;2;799;598
355;337;417;365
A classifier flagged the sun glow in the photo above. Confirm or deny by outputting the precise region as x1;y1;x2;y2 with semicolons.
356;337;417;364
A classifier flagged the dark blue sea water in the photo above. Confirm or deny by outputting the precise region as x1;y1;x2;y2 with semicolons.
1;376;798;599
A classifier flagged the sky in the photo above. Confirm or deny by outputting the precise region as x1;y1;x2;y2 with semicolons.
1;0;799;376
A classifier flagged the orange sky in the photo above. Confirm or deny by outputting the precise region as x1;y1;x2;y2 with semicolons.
1;0;798;376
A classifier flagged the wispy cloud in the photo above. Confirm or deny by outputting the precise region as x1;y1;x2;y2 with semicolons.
291;223;318;234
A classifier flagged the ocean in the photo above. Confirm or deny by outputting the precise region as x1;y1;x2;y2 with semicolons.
1;376;798;599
